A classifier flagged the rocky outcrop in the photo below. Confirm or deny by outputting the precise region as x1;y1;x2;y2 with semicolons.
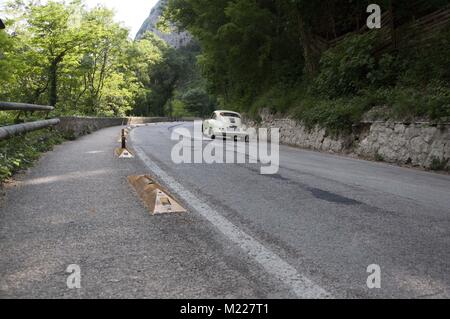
135;0;191;48
244;110;450;171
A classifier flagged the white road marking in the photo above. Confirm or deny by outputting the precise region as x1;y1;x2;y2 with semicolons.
131;129;331;298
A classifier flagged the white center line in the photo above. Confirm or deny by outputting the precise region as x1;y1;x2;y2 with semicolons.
131;129;332;299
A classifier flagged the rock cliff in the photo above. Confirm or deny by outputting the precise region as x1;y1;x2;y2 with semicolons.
135;0;191;48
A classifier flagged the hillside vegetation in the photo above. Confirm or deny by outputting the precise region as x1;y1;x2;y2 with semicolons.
166;0;450;133
0;0;213;183
2;1;450;182
0;0;212;121
1;0;450;132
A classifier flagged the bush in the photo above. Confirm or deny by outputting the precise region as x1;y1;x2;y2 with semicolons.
313;32;379;98
169;99;191;118
292;92;383;135
430;157;449;171
248;84;305;115
244;26;450;134
375;153;384;162
399;26;450;87
388;85;450;121
0;129;66;183
181;88;216;117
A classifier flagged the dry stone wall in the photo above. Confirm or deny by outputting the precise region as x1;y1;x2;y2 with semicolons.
244;111;450;171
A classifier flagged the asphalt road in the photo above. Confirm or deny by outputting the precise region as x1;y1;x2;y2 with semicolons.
0;122;448;299
130;122;450;298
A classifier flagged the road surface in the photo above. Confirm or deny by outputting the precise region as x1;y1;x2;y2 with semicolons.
0;122;449;298
130;122;450;298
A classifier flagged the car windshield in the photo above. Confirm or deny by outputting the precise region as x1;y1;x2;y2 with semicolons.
221;112;240;118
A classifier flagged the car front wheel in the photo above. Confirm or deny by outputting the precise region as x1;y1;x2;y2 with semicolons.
209;128;215;140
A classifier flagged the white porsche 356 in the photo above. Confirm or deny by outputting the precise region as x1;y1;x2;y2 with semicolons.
202;110;249;142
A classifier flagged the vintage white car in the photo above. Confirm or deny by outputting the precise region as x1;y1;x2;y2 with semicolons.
203;110;249;142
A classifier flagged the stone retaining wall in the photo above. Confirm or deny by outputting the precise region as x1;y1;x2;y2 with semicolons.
56;116;168;138
355;122;450;169
245;112;450;171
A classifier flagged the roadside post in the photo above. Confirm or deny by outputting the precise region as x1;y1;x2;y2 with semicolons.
122;129;127;149
115;128;134;159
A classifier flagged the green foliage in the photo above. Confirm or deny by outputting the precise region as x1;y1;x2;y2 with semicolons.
292;94;377;135
0;1;162;117
167;0;305;106
313;32;398;98
375;153;384;162
168;0;450;134
131;35;210;117
430;157;449;171
0;111;14;127
1;1;210;119
0;28;14;81
2;0;450;138
399;26;450;86
308;24;450;126
180;87;215;117
0;129;66;183
248;84;306;115
73;7;133;115
386;85;450;121
169;98;190;118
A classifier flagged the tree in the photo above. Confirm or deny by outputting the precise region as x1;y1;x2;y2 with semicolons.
27;1;84;106
0;24;13;82
181;87;214;117
1;0;154;117
76;7;130;114
130;31;206;117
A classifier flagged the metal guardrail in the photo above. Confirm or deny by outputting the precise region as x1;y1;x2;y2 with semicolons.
0;101;60;141
0;102;54;112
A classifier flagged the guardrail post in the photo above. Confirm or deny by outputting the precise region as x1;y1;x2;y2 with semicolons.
121;129;126;149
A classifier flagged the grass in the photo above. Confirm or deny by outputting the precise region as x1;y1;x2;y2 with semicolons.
430;157;449;172
375;152;384;162
0;128;67;184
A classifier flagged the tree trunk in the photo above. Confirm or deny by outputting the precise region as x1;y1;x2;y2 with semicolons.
49;61;58;107
297;14;320;77
48;53;65;107
388;0;397;49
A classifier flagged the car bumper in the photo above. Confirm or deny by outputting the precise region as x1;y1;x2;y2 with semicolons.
214;129;248;138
